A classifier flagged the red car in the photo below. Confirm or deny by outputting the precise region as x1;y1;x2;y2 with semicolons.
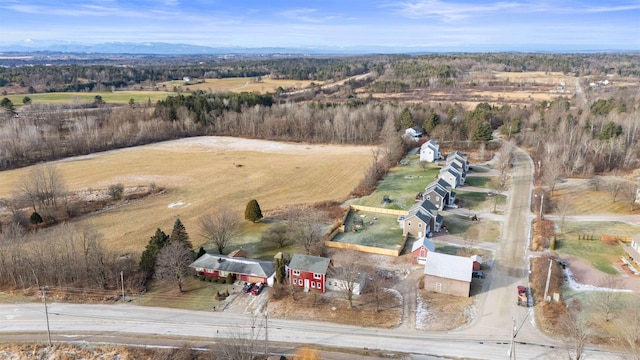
251;282;265;295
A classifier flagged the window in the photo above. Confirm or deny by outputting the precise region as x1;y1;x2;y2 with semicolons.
311;282;316;288
407;221;411;226
316;282;321;289
418;223;422;228
292;270;300;276
298;279;303;286
313;273;322;279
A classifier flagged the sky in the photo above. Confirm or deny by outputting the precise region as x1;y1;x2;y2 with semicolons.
1;0;639;52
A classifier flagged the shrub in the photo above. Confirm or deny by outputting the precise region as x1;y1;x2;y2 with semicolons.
108;183;125;200
225;273;234;284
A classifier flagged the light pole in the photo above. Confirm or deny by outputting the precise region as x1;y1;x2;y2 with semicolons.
41;286;52;348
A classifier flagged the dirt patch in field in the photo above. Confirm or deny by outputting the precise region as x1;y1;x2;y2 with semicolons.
267;287;402;328
416;288;474;331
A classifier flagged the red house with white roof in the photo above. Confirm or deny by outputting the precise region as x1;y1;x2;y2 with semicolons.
288;254;330;292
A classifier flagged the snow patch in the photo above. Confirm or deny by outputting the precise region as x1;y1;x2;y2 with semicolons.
564;267;632;292
167;201;185;208
415;291;433;330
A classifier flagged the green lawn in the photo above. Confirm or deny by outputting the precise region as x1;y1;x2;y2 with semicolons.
554;221;637;274
464;176;491;188
354;156;440;210
7;91;174;105
441;213;501;242
332;211;405;250
202;219;305;261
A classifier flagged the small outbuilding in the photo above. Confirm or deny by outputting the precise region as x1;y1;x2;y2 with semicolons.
411;237;436;265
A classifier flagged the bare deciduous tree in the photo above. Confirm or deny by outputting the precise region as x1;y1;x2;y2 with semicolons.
497;141;514;189
261;222;292;248
561;304;589;360
16;165;67;212
200;209;241;255
218;315;264;360
155;241;193;293
369;269;390;312
556;195;572;234
589;275;624;323
542;155;563;196
622;182;639;211
608;178;625;203
331;251;364;309
288;210;325;256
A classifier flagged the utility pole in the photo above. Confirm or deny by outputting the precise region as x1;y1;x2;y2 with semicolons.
264;310;269;355
509;317;516;360
41;286;52;348
543;258;553;302
120;271;125;302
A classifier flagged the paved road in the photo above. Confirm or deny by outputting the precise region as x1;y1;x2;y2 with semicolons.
0;302;623;359
453;145;554;345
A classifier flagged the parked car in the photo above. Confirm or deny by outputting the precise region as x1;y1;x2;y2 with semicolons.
472;270;485;279
251;282;265;295
242;282;254;293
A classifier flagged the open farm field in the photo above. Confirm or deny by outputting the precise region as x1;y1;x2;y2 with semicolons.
159;77;319;93
554;221;636;274
551;178;638;215
0;137;375;254
6;91;173;105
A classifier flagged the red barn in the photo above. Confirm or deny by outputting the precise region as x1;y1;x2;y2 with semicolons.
411;237;435;265
288;254;330;292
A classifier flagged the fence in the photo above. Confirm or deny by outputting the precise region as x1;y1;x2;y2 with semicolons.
324;238;407;256
600;235;632;243
349;204;408;216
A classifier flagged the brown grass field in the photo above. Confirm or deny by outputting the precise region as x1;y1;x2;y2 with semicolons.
551;178;638;215
159;77;320;94
0;137;375;254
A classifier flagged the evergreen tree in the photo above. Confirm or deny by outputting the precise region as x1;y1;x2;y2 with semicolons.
244;199;263;222
471;123;493;143
170;218;192;249
140;228;170;276
423;109;440;134
30;211;43;228
196;246;206;259
397;107;414;130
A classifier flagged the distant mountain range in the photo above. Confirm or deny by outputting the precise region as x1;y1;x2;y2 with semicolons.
0;39;629;55
0;40;391;55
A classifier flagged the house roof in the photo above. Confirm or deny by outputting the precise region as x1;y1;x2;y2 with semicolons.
436;178;452;191
423;252;473;282
406;208;433;225
190;253;275;278
421;139;439;151
326;267;366;282
447;151;467;162
289;254;330;274
412;237;436;253
425;181;448;198
470;255;483;263
417;199;438;216
228;249;247;258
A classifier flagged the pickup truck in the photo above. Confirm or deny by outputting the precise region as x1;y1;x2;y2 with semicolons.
517;285;532;307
